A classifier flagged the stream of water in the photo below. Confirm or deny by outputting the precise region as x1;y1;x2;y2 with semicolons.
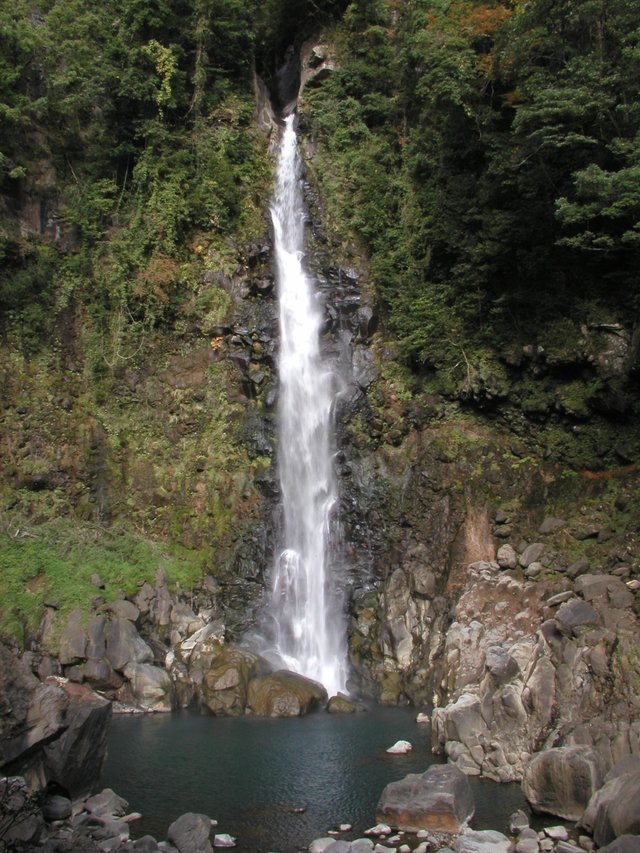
101;708;529;852
255;112;347;696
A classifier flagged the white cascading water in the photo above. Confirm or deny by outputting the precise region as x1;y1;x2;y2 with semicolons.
267;113;348;697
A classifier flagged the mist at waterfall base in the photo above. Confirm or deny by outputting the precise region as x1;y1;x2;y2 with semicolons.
249;112;348;697
101;707;528;852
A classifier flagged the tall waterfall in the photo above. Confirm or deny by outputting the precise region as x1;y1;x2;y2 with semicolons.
265;113;348;698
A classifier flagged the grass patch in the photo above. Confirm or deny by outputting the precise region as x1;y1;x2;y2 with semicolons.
0;516;205;648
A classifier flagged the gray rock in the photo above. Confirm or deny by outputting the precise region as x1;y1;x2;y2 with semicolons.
485;646;520;683
555;599;600;635
309;839;340;852
167;812;213;853
86;616;107;659
539;517;565;535
134;836;160;851
509;809;529;833
376;764;474;833
497;545;518;570
350;841;376;853
520;543;545;568
105;618;154;672
213;834;236;847
323;842;352;853
58;609;88;664
523;746;605;821
580;756;640;846
42;793;72;821
85;787;129;817
123;662;173;711
455;829;514;852
515;839;539;853
42;684;112;800
566;557;589;578
598;837;640;853
574;574;635;609
109;599;141;622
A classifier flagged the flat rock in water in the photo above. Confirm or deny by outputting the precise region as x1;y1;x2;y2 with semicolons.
213;834;236;848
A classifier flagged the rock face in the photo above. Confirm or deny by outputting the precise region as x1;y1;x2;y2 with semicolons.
430;550;640;782
0;644;111;800
580;756;640;846
375;764;474;833
522;746;605;821
246;670;328;716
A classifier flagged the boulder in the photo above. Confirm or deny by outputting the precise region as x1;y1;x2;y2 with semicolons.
555;600;600;636
455;829;514;852
167;812;214;853
43;793;72;821
519;544;545;568
109;599;141;623
123;662;173;711
485;646;519;683
497;545;518;570
375;764;474;833
200;647;262;715
85;787;129;817
0;681;68;767
58;609;88;664
246;670;328;717
42;681;112;800
326;693;367;713
105;618;154;672
522;746;605;821
598;837;640;853
580;756;640;846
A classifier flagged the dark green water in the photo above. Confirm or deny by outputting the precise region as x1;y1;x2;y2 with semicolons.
101;707;528;852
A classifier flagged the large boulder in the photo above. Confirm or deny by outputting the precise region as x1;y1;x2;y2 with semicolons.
41;680;112;800
0;643;68;769
522;746;605;821
246;670;327;717
200;647;263;716
105;618;154;672
375;764;474;833
580;756;640;846
167;812;214;853
58;609;88;664
123;662;173;712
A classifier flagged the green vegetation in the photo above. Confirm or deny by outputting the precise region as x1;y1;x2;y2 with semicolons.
0;519;205;645
302;0;640;380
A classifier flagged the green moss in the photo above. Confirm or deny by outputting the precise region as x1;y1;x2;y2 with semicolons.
0;518;205;647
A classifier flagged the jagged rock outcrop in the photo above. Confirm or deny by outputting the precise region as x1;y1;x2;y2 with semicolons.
430;538;640;783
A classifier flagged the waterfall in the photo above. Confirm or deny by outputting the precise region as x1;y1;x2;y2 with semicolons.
264;112;348;698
